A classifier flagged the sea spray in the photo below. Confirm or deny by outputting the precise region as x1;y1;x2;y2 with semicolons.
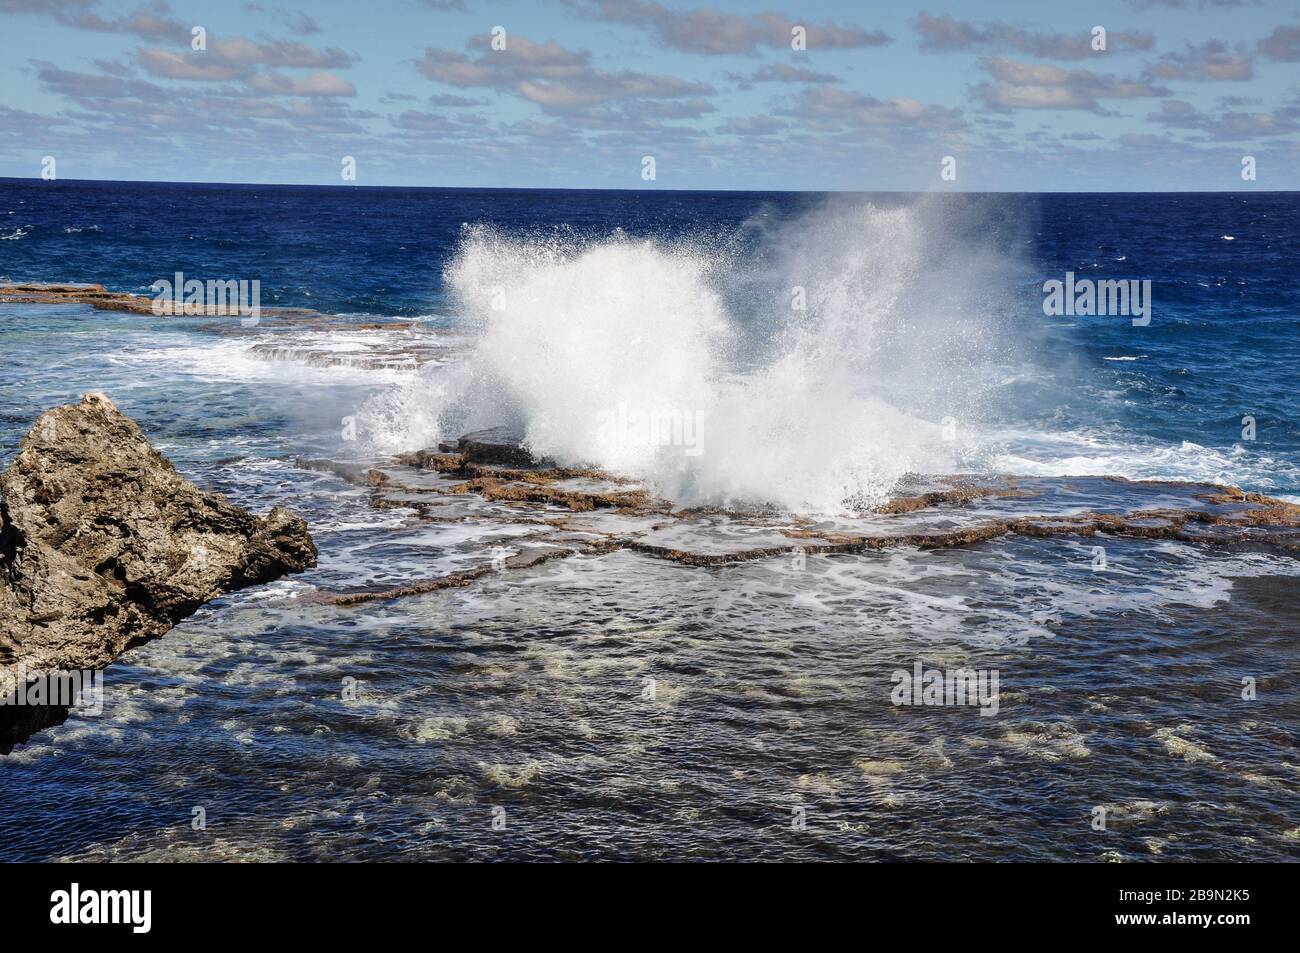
356;196;1032;514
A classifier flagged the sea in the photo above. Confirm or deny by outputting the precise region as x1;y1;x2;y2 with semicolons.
1;178;1297;861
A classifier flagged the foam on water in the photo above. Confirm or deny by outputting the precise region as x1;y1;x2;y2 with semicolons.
991;428;1300;494
359;197;1029;513
119;337;420;386
351;192;1300;507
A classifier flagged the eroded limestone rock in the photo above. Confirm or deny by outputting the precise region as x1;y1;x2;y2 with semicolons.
0;393;316;751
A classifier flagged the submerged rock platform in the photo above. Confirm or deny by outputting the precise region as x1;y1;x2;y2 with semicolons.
298;431;1300;604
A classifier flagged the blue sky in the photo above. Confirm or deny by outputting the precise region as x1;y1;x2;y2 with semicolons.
2;0;1298;190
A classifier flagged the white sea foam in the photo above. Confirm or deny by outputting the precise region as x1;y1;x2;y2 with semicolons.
350;197;1299;511
991;428;1300;492
119;336;419;385
357;197;1029;513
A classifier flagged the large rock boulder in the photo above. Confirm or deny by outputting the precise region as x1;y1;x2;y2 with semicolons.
437;427;536;468
0;393;316;751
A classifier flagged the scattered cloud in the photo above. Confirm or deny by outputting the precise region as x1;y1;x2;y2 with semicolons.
781;86;967;136
390;109;491;137
274;10;323;35
727;63;841;88
413;34;715;115
716;114;788;136
563;0;889;55
427;93;489;107
130;35;358;98
136;47;246;81
973;58;1171;111
1;0;191;42
916;12;1154;59
1146;40;1254;81
205;37;355;69
4;0;1299;188
1126;0;1258;7
247;71;356;96
1147;96;1300;138
1257;24;1300;61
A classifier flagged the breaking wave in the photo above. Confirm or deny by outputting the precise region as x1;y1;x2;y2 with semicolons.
357;195;1035;513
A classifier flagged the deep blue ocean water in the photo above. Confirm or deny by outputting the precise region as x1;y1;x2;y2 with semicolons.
1;180;1297;861
5;180;1299;497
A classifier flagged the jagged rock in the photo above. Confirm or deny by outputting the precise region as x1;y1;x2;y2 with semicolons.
0;393;316;752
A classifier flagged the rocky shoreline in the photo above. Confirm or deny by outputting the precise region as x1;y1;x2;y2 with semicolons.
298;428;1300;603
0;281;307;317
0;394;316;752
4;290;1299;753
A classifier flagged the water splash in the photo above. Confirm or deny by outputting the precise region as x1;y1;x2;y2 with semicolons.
358;196;1032;513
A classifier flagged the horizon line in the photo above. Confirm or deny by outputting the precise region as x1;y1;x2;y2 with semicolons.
0;175;1293;195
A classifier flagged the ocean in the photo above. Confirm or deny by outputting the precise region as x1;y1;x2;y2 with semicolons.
1;178;1297;860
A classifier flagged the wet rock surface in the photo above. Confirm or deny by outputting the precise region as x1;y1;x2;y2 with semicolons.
304;433;1300;604
2;282;453;371
436;427;539;468
0;282;154;312
0;281;308;318
0;393;316;752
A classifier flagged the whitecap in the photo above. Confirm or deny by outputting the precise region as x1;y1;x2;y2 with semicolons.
355;197;1029;515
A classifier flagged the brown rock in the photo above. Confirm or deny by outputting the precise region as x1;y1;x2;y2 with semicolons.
0;393;316;752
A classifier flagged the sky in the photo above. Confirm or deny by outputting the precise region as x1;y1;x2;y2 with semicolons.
1;0;1298;191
